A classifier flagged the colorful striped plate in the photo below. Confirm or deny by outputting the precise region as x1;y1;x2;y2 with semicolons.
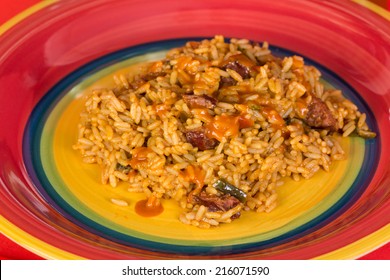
0;0;389;259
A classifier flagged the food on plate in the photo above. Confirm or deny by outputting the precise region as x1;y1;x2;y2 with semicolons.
73;36;375;228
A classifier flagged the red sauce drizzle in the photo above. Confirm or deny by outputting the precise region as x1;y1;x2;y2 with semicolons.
129;147;152;169
295;99;308;118
238;114;254;129
182;165;206;202
261;106;285;131
135;198;163;217
205;114;240;142
153;104;168;119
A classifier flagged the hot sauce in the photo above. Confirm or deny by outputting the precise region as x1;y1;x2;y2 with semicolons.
129;147;153;169
154;104;169;119
260;106;285;131
135;196;163;217
205;114;240;142
238;114;254;129
295;99;309;119
183;165;205;191
192;109;255;142
182;165;206;202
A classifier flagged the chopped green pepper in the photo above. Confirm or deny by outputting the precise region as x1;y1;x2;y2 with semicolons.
213;179;247;203
115;163;131;174
249;103;260;111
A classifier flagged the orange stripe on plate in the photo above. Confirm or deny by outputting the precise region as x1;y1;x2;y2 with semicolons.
352;0;390;20
0;216;83;260
0;0;57;36
315;224;390;259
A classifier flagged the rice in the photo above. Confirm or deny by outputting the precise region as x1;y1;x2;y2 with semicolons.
73;36;376;228
110;198;129;207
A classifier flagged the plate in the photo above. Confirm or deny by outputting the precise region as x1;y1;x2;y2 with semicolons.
0;0;389;259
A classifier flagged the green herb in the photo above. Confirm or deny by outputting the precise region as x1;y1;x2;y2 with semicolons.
249;104;260;111
213;179;247;203
115;163;131;174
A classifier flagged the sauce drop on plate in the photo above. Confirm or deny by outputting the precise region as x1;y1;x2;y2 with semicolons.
135;199;164;217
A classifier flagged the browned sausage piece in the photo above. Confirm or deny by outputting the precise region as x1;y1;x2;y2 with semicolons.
183;94;217;109
141;71;166;81
219;76;236;88
306;96;337;131
220;53;255;79
185;128;219;151
195;192;240;212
